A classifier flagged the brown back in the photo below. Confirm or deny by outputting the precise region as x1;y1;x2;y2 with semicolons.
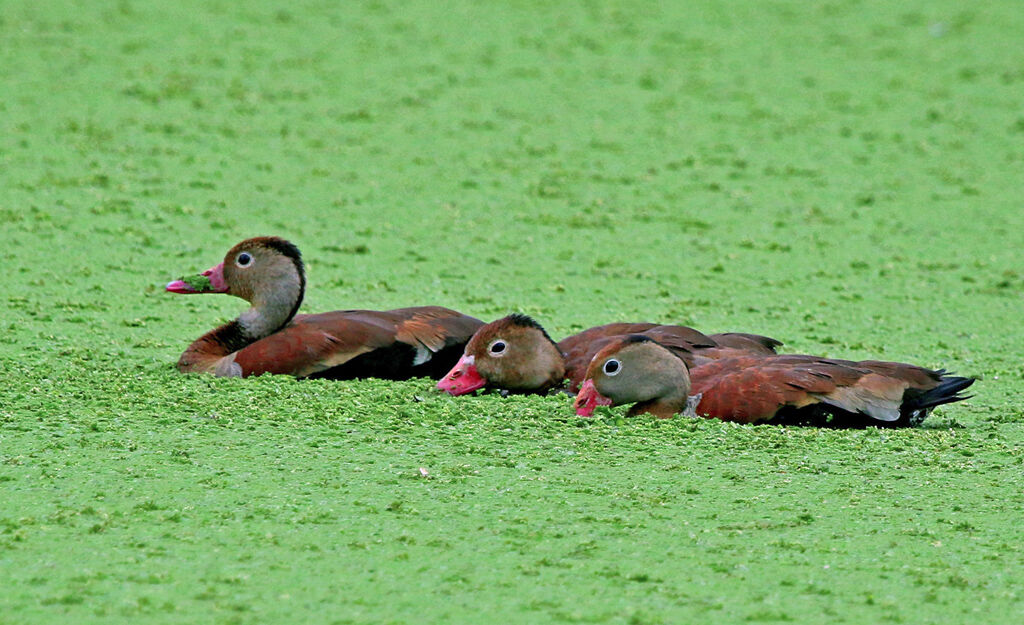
559;323;781;391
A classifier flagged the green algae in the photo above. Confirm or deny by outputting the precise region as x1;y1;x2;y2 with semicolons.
1;1;1022;624
179;274;212;292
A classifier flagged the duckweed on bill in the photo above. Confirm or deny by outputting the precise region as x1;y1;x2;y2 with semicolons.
180;274;213;292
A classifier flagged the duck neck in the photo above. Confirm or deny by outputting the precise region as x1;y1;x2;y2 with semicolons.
539;354;567;393
238;281;304;340
626;387;690;419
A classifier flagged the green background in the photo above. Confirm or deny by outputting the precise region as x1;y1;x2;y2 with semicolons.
2;1;1022;623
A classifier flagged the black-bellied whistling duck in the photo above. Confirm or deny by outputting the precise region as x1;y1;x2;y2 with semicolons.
574;335;975;427
436;313;781;395
166;236;484;379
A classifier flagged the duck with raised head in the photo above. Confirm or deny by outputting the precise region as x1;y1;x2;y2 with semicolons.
436;313;782;395
573;335;975;427
166;236;484;379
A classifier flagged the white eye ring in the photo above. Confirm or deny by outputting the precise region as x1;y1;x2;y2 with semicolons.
488;339;507;357
603;358;622;376
236;252;253;268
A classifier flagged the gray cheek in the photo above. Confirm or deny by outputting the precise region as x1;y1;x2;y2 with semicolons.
604;377;649;404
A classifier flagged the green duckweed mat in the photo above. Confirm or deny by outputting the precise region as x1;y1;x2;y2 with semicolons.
2;1;1022;623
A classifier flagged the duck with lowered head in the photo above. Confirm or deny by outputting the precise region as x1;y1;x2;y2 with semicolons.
573;335;975;427
436;313;781;395
166;236;483;379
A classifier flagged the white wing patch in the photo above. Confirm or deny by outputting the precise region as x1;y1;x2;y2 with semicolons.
412;344;433;366
816;374;907;422
214;354;243;378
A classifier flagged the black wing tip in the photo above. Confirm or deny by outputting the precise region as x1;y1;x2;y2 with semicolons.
910;375;977;411
941;375;976;393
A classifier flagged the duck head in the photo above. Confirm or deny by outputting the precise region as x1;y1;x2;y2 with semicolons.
437;314;565;395
574;335;692;419
167;236;306;338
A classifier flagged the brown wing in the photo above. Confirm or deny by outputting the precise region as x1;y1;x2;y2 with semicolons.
232;307;482;379
558;323;660;389
389;306;485;357
558;323;778;391
230;313;393;378
690;355;948;425
706;332;783;354
558;323;660;359
690;355;859;424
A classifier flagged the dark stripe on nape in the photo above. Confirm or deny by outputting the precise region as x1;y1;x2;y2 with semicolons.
506;313;543;330
260;237;304;274
505;313;556;344
258;236;305;327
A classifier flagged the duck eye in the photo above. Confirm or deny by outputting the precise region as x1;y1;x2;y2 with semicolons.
236;252;253;268
488;340;507;356
603;358;621;376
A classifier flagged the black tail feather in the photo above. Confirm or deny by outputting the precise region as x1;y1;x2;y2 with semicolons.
771;375;976;429
904;375;976;413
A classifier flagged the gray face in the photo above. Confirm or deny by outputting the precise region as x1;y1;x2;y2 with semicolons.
592;342;691;406
222;245;300;304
